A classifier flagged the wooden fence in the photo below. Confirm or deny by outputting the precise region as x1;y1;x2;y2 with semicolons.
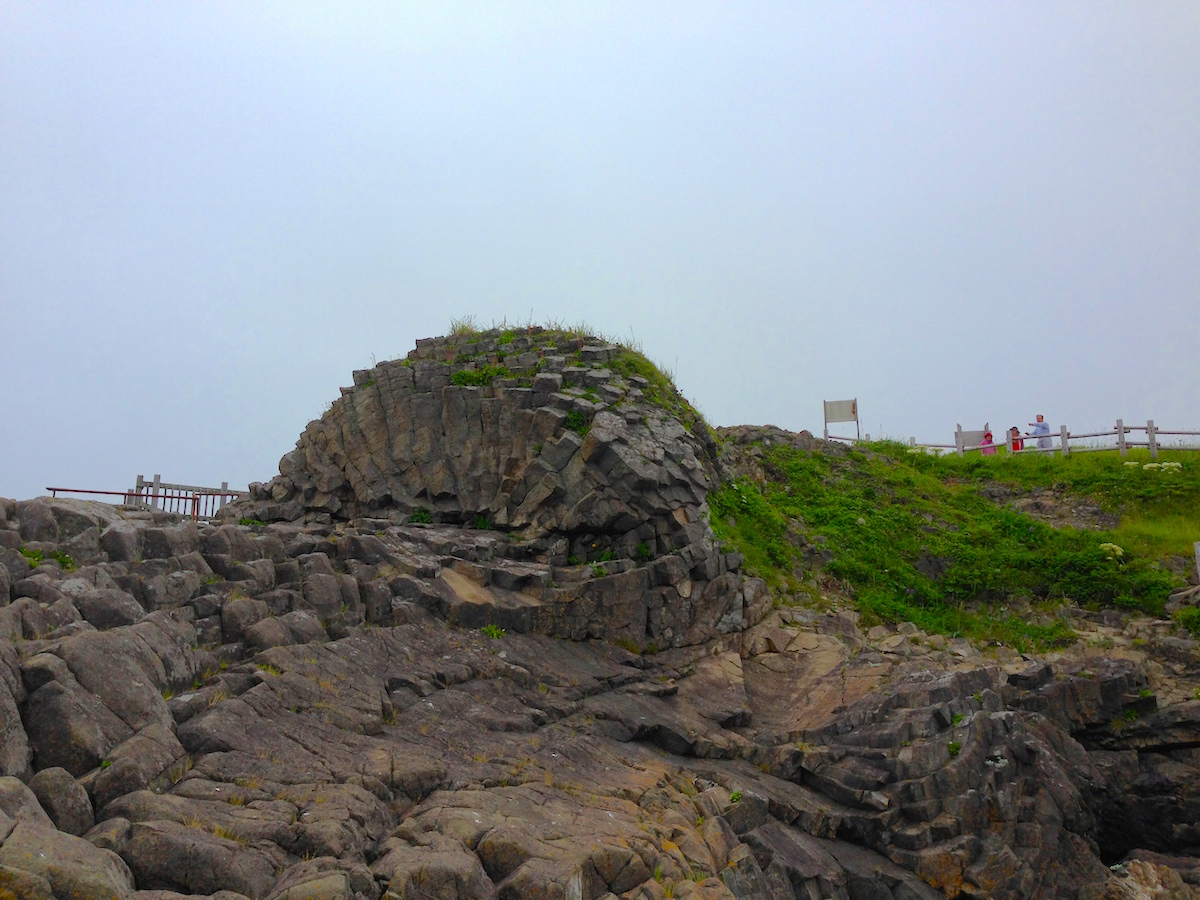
935;420;1199;458
826;419;1200;459
46;473;245;521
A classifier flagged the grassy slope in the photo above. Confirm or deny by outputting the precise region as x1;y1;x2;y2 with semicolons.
709;441;1199;651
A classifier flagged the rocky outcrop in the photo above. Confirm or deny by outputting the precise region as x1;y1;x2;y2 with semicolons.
1;333;1199;898
218;329;764;651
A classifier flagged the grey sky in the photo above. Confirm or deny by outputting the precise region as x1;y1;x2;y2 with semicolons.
2;2;1197;501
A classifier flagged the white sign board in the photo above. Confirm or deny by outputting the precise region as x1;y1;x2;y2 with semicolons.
824;399;858;424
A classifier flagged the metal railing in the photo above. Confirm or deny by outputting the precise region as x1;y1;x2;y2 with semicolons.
46;473;245;521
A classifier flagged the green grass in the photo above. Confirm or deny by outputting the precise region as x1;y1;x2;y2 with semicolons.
440;317;710;437
19;547;76;571
410;508;432;524
708;443;1194;651
565;410;591;435
451;365;511;387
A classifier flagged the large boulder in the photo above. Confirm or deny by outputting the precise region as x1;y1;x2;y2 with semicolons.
0;777;133;899
29;766;94;836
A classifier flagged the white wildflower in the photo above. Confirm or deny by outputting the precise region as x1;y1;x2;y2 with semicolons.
1099;542;1124;559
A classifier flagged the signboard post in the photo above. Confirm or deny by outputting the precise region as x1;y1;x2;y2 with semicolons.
823;399;860;442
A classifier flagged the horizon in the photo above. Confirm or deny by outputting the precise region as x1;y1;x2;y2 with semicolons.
3;3;1197;500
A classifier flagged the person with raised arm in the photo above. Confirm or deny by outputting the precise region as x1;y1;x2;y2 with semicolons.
1028;414;1052;451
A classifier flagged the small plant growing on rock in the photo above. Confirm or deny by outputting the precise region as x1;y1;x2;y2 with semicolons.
451;365;510;387
409;508;432;524
238;518;267;527
654;865;664;882
565;410;590;435
729;790;742;803
952;713;965;726
947;741;962;758
473;514;492;530
448;315;479;336
49;549;76;571
635;542;652;561
482;624;506;639
591;564;607;578
18;546;43;566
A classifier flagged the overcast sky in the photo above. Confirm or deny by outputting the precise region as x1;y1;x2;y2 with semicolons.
2;2;1197;501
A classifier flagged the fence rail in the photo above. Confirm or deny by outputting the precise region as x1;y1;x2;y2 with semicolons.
826;419;1200;460
46;473;245;521
940;419;1198;458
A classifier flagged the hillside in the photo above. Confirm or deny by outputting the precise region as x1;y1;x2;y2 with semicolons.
711;430;1199;650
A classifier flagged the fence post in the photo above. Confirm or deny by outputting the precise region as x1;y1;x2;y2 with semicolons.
219;482;229;509
1060;425;1070;457
1116;419;1126;457
1147;420;1158;461
955;424;964;457
909;437;915;447
151;474;161;510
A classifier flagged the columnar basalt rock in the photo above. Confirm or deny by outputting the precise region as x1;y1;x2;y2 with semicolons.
220;329;764;650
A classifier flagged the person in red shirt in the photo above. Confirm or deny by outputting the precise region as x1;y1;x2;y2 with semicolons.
1008;426;1024;452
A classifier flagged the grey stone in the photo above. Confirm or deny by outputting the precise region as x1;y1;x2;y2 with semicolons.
16;499;59;542
73;588;146;629
101;522;142;563
222;598;270;643
29;766;94;835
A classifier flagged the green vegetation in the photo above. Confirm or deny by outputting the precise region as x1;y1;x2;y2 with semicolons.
238;518;267;527
451;365;511;386
473;514;492;530
709;443;1195;652
948;741;962;758
608;347;706;434
482;624;506;639
635;542;653;561
729;790;742;803
565;410;591;435
442;317;709;436
1177;606;1200;637
19;546;76;571
409;508;432;524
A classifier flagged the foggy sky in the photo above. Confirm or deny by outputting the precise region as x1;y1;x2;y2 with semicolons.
2;2;1198;501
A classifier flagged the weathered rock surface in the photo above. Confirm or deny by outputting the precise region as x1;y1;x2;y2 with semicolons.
0;334;1198;898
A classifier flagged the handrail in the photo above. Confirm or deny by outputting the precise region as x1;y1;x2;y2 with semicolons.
45;478;245;521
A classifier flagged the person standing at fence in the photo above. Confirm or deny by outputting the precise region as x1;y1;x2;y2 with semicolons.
1028;414;1052;451
979;431;997;456
1008;426;1024;452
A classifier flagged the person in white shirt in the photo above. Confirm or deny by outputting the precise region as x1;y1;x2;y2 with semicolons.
1027;414;1052;451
